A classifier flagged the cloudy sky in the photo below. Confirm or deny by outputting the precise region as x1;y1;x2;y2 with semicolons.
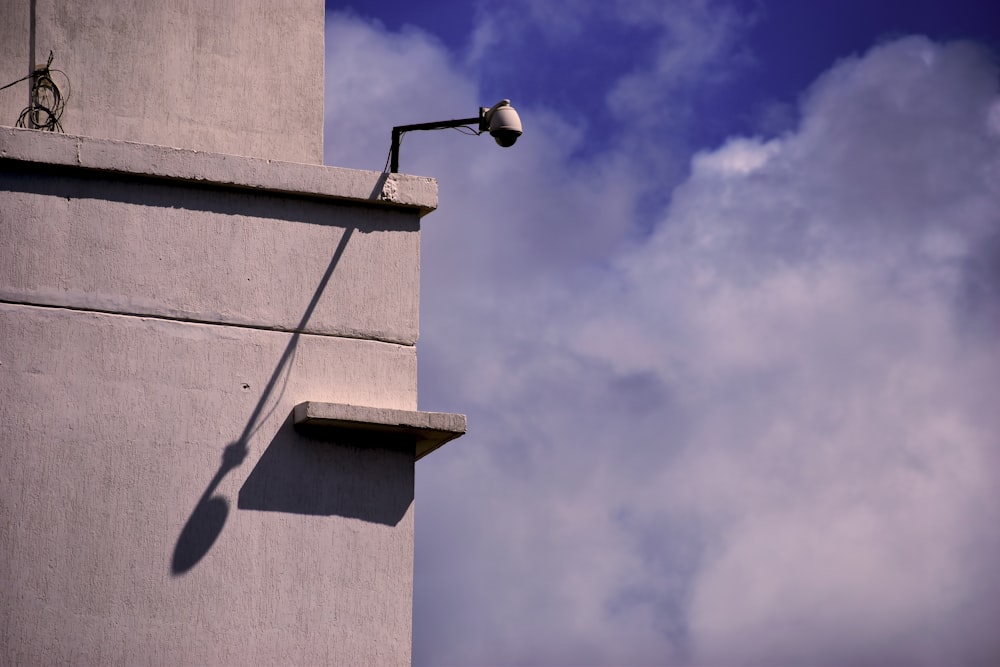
322;1;1000;665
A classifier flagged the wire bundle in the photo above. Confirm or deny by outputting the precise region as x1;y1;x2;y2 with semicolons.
0;51;69;132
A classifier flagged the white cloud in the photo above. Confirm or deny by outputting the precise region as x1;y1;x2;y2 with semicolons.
595;36;1000;666
324;11;1000;664
324;11;477;170
692;137;780;175
606;0;751;124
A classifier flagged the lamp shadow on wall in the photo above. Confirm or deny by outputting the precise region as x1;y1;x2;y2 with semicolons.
171;224;357;576
170;440;248;574
236;416;413;525
3;164;416;574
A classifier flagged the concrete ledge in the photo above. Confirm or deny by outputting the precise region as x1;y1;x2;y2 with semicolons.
0;127;437;215
293;401;466;460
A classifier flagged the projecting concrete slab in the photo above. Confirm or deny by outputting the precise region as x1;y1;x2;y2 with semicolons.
0;128;438;214
293;401;467;460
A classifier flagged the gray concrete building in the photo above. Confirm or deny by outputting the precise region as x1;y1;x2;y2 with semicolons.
1;2;462;664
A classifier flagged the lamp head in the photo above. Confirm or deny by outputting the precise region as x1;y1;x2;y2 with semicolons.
480;99;522;147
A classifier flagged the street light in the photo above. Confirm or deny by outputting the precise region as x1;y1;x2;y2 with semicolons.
388;99;522;173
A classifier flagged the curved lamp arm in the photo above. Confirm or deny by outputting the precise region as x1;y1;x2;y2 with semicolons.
388;100;522;173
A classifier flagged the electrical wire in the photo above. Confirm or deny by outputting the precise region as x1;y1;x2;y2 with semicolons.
1;51;69;132
450;125;481;136
0;71;34;92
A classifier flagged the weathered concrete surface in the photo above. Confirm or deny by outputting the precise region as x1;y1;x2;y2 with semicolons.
0;0;325;164
0;2;30;123
1;130;436;345
0;303;416;665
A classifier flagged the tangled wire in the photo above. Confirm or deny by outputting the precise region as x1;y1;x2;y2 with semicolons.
0;51;69;132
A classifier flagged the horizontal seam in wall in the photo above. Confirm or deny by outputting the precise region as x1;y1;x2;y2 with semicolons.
0;298;416;348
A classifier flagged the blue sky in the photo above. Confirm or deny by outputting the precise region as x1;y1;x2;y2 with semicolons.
322;1;1000;665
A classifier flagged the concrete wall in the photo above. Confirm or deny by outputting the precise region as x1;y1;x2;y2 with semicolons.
0;0;324;164
0;129;437;665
